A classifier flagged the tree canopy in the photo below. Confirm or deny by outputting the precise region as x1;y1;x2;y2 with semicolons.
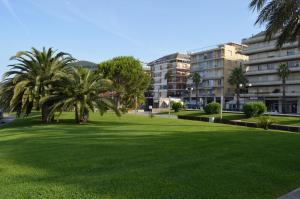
1;47;75;121
250;0;300;47
98;56;150;110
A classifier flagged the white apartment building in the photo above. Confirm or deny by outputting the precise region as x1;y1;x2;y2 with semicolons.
189;43;248;107
241;32;300;114
148;53;190;108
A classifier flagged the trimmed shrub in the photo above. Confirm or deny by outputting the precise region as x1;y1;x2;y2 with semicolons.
204;102;221;114
243;102;267;118
257;115;276;130
172;102;183;112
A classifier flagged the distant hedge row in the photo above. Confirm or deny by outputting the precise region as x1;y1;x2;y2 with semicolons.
204;101;267;118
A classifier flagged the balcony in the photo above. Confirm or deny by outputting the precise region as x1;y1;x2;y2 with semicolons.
190;56;224;64
202;75;224;80
241;92;300;98
201;85;223;89
246;53;300;65
241;42;298;55
191;66;224;72
246;67;300;76
249;79;300;87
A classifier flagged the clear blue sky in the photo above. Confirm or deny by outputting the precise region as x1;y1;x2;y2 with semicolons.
0;0;263;76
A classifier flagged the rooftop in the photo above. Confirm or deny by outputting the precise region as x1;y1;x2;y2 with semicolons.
148;53;190;66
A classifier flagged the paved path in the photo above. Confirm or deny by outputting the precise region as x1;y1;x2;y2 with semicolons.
278;188;300;199
128;111;178;119
0;115;16;127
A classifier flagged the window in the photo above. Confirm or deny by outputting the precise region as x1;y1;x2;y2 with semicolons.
288;61;300;68
258;65;262;71
287;49;296;56
267;64;275;70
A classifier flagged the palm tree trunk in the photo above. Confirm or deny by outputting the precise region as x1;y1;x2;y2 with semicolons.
116;94;121;109
81;109;89;123
282;79;286;114
75;104;80;124
41;104;49;122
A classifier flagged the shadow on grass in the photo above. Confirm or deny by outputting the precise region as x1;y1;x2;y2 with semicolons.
1;113;300;199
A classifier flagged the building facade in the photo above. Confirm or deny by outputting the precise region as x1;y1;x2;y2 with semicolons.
189;43;248;106
148;53;190;108
241;32;300;114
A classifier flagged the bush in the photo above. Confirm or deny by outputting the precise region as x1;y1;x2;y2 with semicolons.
172;102;183;112
243;102;267;118
257;115;276;130
204;102;221;114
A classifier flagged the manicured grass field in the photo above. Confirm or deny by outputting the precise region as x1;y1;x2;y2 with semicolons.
176;111;246;121
0;112;300;199
245;116;300;126
177;110;300;126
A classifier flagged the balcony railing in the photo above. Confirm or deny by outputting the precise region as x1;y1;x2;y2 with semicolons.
241;92;300;97
246;66;300;76
246;53;300;65
241;42;298;55
249;79;300;86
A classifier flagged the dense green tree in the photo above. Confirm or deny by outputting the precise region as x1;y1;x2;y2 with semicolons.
98;56;150;110
40;67;120;123
1;47;75;121
228;67;248;111
250;0;300;47
277;63;290;113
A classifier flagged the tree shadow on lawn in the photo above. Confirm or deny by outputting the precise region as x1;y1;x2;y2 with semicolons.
1;122;300;199
1;116;208;133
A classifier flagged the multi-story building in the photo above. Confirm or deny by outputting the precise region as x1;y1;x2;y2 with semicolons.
148;53;190;108
189;43;248;106
241;32;300;114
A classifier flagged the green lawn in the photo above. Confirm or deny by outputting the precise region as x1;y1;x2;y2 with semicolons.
177;110;300;126
176;111;246;121
245;116;300;126
0;113;300;199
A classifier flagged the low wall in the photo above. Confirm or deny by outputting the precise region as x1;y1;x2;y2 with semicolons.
177;115;300;133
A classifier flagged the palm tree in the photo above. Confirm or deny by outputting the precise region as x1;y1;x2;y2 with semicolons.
0;78;23;117
40;67;120;124
2;47;75;121
277;63;290;113
190;72;201;107
250;0;300;47
228;67;248;111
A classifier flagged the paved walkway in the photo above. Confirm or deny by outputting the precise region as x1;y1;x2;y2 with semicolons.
0;115;16;127
278;188;300;199
128;111;178;119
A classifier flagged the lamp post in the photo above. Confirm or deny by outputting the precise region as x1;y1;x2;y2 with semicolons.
239;83;253;109
157;89;160;112
220;87;223;120
135;95;138;114
186;87;194;108
168;95;171;116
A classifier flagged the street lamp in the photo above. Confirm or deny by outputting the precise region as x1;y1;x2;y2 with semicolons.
239;83;253;109
239;83;252;88
168;95;171;116
157;88;160;112
186;87;194;108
